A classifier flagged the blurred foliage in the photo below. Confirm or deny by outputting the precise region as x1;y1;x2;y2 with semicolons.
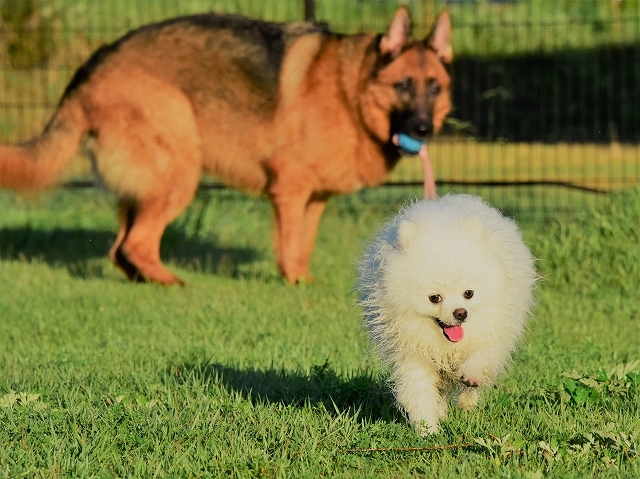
0;0;56;68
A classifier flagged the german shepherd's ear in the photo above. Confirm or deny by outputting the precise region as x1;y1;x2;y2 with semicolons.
425;10;453;64
379;6;413;57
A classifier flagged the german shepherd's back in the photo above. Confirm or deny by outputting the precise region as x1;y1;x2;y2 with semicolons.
0;8;453;285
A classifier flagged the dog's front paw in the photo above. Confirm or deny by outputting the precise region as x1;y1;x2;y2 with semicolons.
405;402;447;436
460;375;481;388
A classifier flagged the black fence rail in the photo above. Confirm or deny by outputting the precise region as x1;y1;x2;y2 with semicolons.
0;0;638;214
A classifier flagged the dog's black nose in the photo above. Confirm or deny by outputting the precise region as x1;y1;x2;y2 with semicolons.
453;308;467;321
411;119;433;138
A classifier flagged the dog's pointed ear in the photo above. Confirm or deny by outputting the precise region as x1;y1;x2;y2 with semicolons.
380;6;413;57
425;10;453;64
396;219;419;250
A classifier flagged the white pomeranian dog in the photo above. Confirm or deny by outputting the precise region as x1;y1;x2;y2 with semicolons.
356;194;536;435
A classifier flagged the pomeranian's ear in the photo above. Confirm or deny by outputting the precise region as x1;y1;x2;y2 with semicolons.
464;216;485;241
396;219;419;249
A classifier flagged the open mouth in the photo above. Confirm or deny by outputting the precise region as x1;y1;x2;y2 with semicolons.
436;319;464;342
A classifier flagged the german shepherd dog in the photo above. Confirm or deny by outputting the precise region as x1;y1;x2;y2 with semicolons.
0;7;452;285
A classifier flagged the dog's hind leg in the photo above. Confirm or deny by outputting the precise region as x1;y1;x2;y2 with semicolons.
109;197;141;281
111;182;200;285
86;74;202;284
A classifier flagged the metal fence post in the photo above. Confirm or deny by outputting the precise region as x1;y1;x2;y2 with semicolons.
305;0;315;22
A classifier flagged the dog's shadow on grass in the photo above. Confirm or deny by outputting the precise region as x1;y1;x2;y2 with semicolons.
0;225;259;280
167;360;403;423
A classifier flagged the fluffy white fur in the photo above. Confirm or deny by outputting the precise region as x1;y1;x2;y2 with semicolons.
357;194;536;435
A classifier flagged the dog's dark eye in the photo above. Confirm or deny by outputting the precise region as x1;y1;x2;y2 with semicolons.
429;294;442;304
428;80;441;95
394;78;413;93
463;290;474;299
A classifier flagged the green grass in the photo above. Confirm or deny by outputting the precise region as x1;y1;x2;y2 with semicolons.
0;184;639;477
390;140;640;192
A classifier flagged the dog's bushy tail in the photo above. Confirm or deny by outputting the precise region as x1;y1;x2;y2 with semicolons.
0;97;88;190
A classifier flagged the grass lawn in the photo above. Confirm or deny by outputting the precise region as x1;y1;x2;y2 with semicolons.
0;182;638;477
390;140;640;192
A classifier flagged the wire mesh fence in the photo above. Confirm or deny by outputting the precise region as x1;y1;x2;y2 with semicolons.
0;0;638;216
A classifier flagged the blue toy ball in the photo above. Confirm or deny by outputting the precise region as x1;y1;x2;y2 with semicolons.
397;133;426;155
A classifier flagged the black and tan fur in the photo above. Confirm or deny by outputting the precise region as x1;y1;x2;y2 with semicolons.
0;7;452;284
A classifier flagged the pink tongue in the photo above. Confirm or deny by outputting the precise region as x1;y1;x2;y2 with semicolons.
442;325;464;342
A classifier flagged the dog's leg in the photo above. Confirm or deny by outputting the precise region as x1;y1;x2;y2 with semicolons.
458;360;490;401
271;194;307;283
457;348;511;410
458;346;511;388
393;354;446;435
113;188;200;285
268;170;313;283
109;198;141;281
102;136;200;285
109;196;192;285
109;199;134;259
457;364;484;410
86;76;202;284
297;196;328;282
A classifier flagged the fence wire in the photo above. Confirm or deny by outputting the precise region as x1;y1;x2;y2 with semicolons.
0;0;638;215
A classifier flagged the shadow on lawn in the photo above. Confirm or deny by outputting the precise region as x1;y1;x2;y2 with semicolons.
0;225;259;279
168;360;403;424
